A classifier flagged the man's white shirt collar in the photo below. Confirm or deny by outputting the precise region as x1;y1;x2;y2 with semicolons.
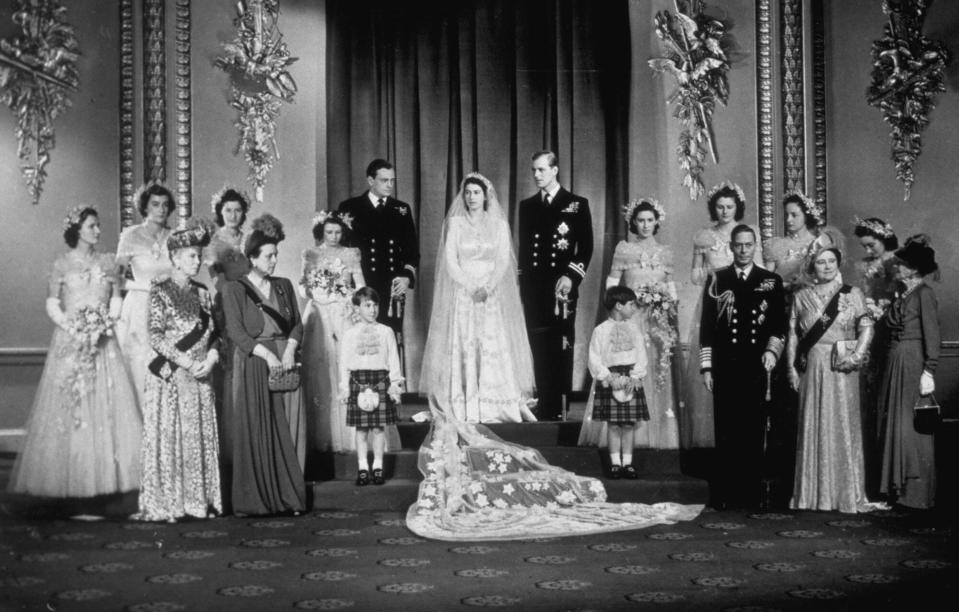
541;184;561;201
368;191;386;207
734;263;754;278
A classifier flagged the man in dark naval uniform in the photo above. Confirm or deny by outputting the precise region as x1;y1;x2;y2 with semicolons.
517;151;593;420
338;159;419;344
700;224;786;510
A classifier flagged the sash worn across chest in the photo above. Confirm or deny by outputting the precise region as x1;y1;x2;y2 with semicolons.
148;306;210;381
794;285;852;371
240;278;293;337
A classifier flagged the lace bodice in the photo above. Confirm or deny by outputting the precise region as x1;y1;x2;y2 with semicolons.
611;240;672;289
445;215;510;292
49;252;119;313
117;224;172;289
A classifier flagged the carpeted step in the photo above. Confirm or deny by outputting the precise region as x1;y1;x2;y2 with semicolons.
322;447;683;481
395;421;587;448
309;473;708;512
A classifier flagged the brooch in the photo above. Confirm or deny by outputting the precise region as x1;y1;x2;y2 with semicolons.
561;201;580;213
557;222;569;236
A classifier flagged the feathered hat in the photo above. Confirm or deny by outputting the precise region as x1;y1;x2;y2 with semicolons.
244;213;285;257
167;216;214;251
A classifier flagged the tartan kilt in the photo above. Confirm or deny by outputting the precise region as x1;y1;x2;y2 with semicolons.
593;365;649;424
346;369;397;428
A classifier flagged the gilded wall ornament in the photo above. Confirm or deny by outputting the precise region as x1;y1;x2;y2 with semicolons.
215;0;298;202
867;0;950;200
648;0;731;200
0;0;79;205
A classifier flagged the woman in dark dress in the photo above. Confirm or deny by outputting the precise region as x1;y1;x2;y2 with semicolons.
221;214;306;516
878;235;940;510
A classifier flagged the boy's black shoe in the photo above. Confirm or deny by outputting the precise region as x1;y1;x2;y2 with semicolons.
356;469;370;486
622;465;638;479
372;468;385;485
608;465;622;479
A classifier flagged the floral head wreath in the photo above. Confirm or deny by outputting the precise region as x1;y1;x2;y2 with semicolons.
623;197;665;224
706;181;746;205
853;216;894;238
209;184;251;215
133;180;174;207
62;204;98;231
312;210;353;230
785;190;824;226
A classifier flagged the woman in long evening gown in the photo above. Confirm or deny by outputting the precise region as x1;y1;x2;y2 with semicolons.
116;183;174;402
9;206;141;500
786;247;878;513
135;222;221;522
407;174;701;541
879;235;940;509
683;182;762;448
579;198;679;450
222;214;307;516
851;217;898;497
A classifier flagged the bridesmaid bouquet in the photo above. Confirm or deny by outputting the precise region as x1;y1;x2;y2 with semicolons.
61;304;115;428
304;263;351;301
634;282;679;390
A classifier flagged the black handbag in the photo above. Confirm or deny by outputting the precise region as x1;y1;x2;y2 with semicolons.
913;394;940;435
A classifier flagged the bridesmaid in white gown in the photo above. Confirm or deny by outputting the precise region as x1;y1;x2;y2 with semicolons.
9;206;141;501
579;198;679;450
683;182;762;448
116;183;174;401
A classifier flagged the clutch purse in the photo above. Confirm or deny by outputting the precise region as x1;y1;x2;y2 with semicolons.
268;365;301;392
913;394;940;435
831;340;859;371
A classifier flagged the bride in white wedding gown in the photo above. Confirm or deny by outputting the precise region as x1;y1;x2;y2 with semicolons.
407;173;701;541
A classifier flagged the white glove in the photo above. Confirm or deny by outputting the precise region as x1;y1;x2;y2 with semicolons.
45;297;68;330
605;275;619;290
920;370;935;396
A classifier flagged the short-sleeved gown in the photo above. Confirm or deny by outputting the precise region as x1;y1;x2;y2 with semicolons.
8;252;142;497
134;278;222;521
789;282;872;513
579;240;679;449
879;283;939;509
117;224;172;401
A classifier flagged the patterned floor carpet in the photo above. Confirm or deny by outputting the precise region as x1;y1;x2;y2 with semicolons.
2;497;957;611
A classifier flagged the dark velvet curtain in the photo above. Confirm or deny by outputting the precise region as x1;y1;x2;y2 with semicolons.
326;0;631;390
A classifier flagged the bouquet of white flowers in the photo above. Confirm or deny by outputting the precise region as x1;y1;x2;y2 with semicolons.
61;304;115;428
634;282;679;391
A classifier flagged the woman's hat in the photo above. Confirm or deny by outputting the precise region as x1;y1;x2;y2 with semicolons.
167;217;213;251
894;234;938;276
244;213;285;257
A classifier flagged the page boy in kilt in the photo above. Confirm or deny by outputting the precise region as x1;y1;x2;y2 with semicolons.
588;286;649;479
339;287;403;486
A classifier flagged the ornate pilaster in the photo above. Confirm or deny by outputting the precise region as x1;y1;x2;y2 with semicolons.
143;0;166;183
119;0;136;228
174;0;192;220
780;0;804;194
755;0;775;242
811;0;827;216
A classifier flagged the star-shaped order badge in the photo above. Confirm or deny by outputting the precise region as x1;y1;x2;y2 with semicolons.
557;222;569;235
556;238;569;251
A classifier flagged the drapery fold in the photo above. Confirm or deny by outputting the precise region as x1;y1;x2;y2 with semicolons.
326;0;632;391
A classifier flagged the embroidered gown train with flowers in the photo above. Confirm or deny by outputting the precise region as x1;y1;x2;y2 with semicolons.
579;241;680;449
407;174;701;540
8;253;142;497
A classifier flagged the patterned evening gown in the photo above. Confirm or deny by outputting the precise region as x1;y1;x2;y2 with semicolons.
8;252;142;497
116;223;172;402
789;281;873;513
579;240;679;449
135;278;222;521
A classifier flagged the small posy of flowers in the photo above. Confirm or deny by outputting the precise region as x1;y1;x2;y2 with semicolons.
865;297;890;321
61;304;115;428
634;282;679;389
303;263;350;300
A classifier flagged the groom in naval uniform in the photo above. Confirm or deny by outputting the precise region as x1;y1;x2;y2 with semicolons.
517;151;593;421
338;159;420;343
700;224;786;510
